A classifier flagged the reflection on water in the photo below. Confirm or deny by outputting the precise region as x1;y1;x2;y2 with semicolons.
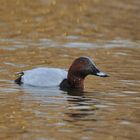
0;0;140;140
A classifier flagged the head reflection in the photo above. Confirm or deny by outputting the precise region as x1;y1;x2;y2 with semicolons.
64;91;98;122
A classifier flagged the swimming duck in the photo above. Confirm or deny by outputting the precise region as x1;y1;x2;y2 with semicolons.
15;56;108;90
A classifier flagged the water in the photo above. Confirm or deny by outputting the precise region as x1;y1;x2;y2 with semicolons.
0;0;140;140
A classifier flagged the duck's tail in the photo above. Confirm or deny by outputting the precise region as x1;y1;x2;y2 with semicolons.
15;72;24;85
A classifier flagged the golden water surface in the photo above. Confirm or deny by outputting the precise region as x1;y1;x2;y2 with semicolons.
0;0;140;140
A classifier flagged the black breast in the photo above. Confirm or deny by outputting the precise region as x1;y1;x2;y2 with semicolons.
59;79;71;90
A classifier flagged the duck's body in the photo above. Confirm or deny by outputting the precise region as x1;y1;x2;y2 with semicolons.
15;57;108;90
16;67;67;87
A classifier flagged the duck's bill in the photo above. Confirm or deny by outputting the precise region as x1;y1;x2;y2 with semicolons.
89;63;109;77
95;71;109;77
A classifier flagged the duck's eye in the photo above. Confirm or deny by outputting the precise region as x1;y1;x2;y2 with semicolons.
79;59;84;63
80;60;87;64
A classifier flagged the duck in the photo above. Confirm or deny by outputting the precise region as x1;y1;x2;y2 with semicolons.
15;56;109;90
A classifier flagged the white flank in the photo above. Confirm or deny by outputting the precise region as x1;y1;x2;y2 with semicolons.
21;67;67;87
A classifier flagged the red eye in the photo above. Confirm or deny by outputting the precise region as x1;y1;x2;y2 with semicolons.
80;60;87;64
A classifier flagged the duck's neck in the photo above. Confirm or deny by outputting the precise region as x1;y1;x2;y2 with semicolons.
67;73;84;90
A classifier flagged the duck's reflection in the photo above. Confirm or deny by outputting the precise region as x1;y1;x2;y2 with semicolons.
66;89;84;96
64;90;99;122
19;86;99;123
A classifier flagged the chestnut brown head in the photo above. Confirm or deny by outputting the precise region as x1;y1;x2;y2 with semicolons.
68;56;108;79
